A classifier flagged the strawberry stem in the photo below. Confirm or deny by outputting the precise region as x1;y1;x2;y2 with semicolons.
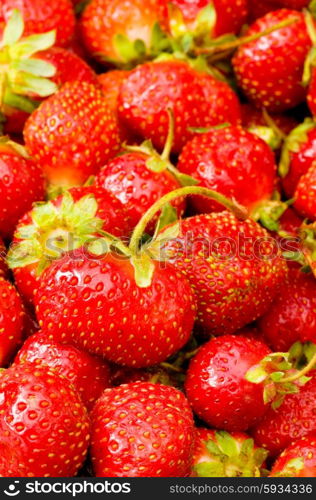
161;109;174;161
129;186;248;253
281;351;316;383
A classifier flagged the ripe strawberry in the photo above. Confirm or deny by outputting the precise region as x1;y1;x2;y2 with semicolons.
0;139;45;240
118;60;241;154
23;81;120;188
248;0;279;22
161;212;287;336
280;119;316;198
169;0;248;38
177;125;277;214
274;0;310;7
270;435;316;477
233;10;312;112
15;331;111;410
0;363;90;477
0;278;24;367
90;382;195;477
185;335;271;431
0;238;8;278
307;67;316;117
258;269;316;351
110;364;179;388
7;186;132;305
192;428;268;477
80;0;169;66
294;162;316;220
252;372;316;456
0;0;75;47
35;248;196;367
94;152;185;230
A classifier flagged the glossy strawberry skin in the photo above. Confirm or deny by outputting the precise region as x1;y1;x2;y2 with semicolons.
24;81;120;188
252;372;316;456
282;125;316;198
185;335;271;431
233;10;311;112
0;363;90;477
0;0;76;47
0;148;45;240
35;249;196;367
270;435;316;477
0;278;25;367
95;152;184;230
80;0;168;64
14;331;111;410
90;382;195;477
118;60;241;154
258;269;316;351
171;0;248;36
161;212;287;336
307;68;316;117
294;163;316;220
177;126;277;213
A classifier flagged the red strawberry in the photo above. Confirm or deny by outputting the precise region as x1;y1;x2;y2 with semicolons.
0;0;75;47
15;331;111;410
177;125;277;214
23;81;120;188
7;186;132;305
274;0;310;7
0;139;45;240
0;363;90;477
280;119;316;198
192;428;268;477
258;268;316;351
307;67;316;117
248;0;280;22
90;382;195;477
80;0;169;66
0;238;8;278
169;0;248;37
294;162;316;220
0;278;24;367
110;364;179;388
270;434;316;477
233;10;312;112
118;60;241;154
161;212;287;336
185;335;271;431
35;248;196;367
94;152;185;230
252;372;316;456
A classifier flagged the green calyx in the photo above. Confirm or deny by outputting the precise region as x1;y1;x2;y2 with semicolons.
0;9;57;114
303;9;316;86
279;118;316;178
248;110;286;151
194;431;268;478
123;109;198;187
0;135;30;158
251;194;293;232
246;342;316;410
7;191;105;275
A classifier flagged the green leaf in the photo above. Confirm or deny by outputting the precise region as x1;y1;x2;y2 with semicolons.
11;74;57;97
194;462;225;477
10;30;56;59
248;125;282;151
130;252;155;288
113;34;139;63
146;156;169;173
134;39;146;57
175;172;199;187
195;3;217;38
3;9;24;46
153;203;178;236
168;3;188;39
205;439;222;457
215;431;239;458
270;371;285;382
263;382;277;404
245;365;267;384
3;88;39;113
13;58;56;78
145;221;180;261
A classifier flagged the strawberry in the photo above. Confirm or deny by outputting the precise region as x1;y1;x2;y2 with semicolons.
0;0;75;47
23;81;120;189
280;119;316;198
248;0;280;22
294;162;316;220
273;0;310;7
177;125;277;214
0;363;90;477
185;335;272;431
0;138;45;240
80;0;169;67
14;330;111;410
258;268;316;351
0;278;24;367
233;10;312;112
192;428;268;477
270;434;316;477
7;186;132;305
160;212;287;336
118;60;241;154
94;152;185;231
90;382;195;477
168;0;248;38
35;248;196;367
252;371;316;456
0;238;8;278
110;364;180;388
307;67;316;116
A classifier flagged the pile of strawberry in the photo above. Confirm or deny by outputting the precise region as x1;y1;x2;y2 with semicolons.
1;0;316;479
